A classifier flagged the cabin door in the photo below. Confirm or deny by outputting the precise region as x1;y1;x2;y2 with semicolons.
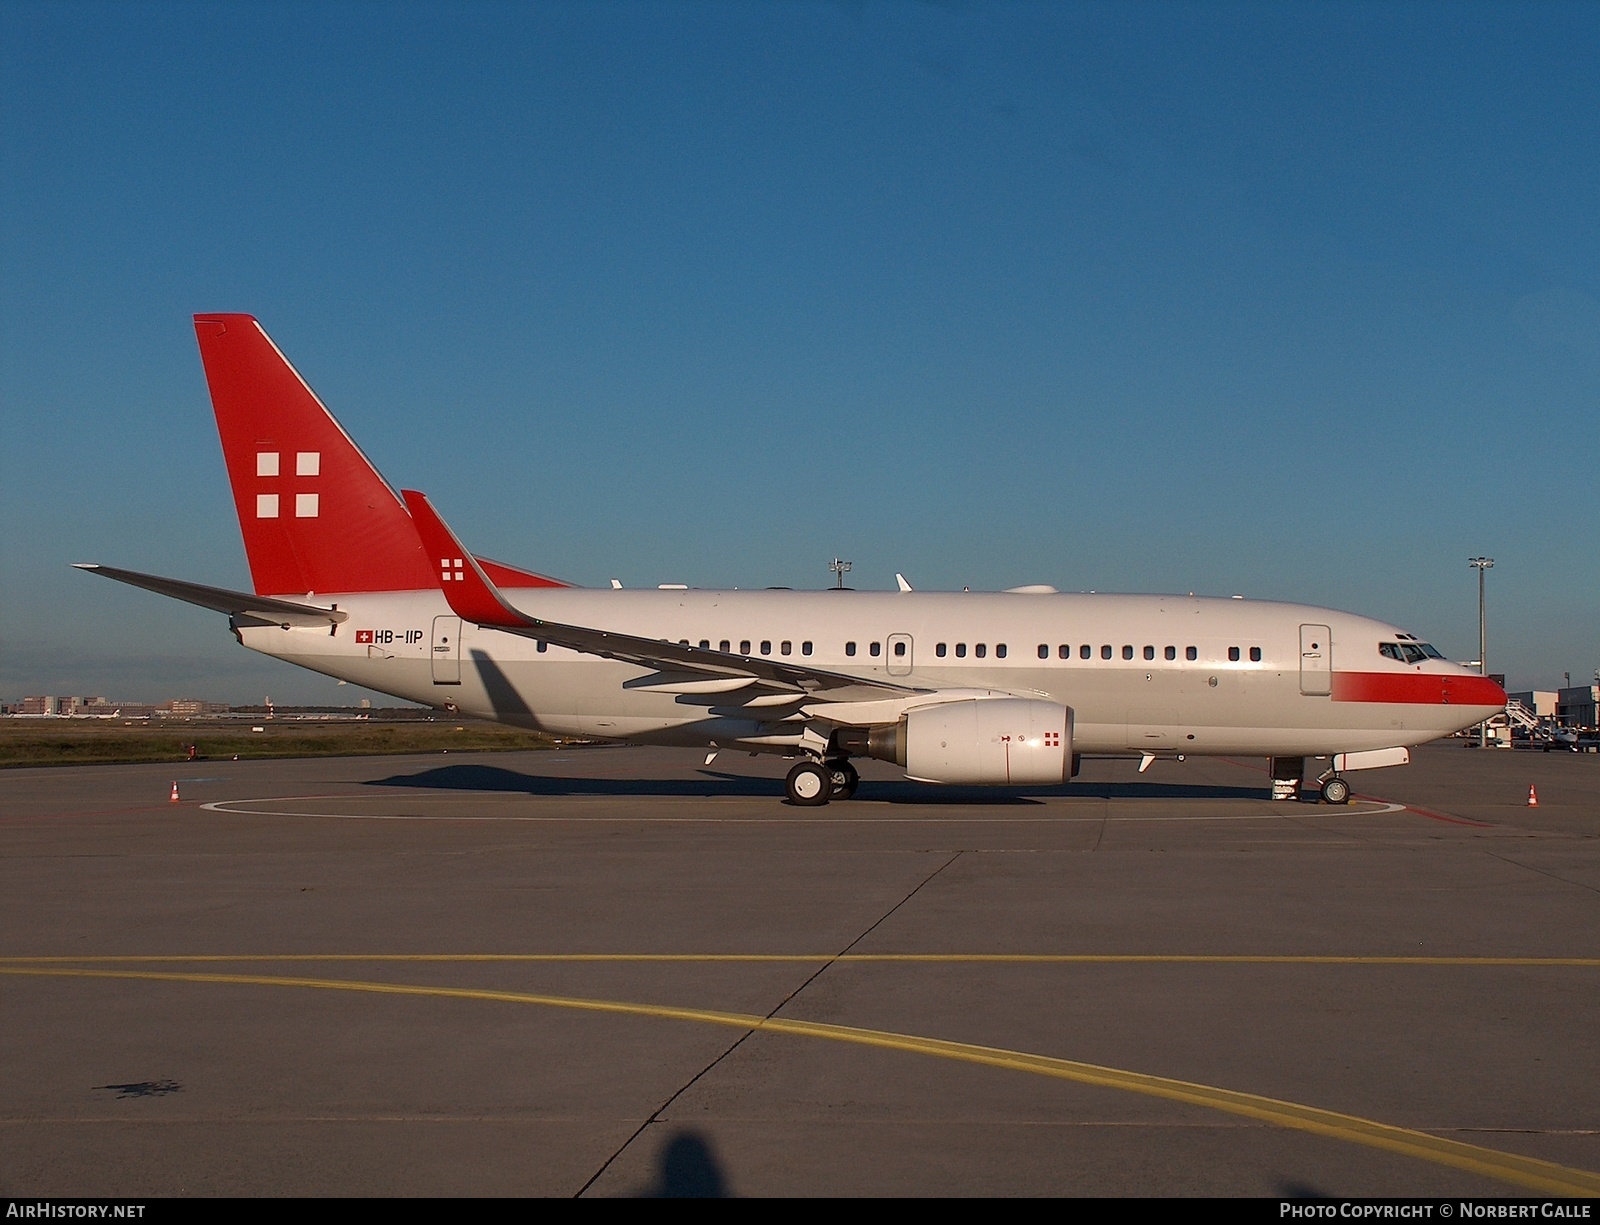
1299;624;1331;696
432;615;462;685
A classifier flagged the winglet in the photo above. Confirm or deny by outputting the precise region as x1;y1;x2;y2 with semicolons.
401;490;538;628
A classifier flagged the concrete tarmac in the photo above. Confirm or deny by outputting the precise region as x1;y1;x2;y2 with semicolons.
2;742;1597;1197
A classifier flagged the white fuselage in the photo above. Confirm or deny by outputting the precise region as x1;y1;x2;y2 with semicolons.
235;587;1500;758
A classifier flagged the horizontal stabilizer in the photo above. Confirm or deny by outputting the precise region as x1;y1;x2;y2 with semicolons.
74;564;348;627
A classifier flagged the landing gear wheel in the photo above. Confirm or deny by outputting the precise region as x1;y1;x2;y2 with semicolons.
828;761;859;800
1320;776;1351;805
786;761;831;806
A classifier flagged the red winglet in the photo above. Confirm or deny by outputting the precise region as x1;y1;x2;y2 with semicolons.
402;490;538;628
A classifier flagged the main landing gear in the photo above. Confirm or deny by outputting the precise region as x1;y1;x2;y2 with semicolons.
785;759;859;806
828;760;859;800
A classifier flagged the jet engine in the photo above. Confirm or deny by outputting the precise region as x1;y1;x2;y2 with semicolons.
834;698;1073;786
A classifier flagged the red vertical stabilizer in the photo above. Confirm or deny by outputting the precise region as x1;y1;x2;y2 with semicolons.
195;314;436;595
194;315;568;596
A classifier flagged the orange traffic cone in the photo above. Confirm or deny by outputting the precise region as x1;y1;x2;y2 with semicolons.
1527;785;1539;807
169;781;180;803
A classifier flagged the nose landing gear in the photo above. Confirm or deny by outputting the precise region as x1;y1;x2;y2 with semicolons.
1319;775;1351;805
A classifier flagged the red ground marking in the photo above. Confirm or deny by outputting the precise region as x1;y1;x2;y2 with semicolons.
1216;757;1492;827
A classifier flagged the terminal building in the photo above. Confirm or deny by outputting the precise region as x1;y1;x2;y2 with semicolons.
5;696;224;719
1510;684;1600;733
1558;684;1600;730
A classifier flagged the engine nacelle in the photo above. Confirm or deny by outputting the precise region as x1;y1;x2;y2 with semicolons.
903;698;1072;786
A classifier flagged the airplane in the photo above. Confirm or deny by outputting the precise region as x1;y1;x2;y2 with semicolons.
78;314;1507;806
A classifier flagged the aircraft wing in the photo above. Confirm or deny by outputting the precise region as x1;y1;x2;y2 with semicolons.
402;491;922;702
74;563;348;627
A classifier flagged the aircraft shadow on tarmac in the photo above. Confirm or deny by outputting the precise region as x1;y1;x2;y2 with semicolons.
366;763;1267;805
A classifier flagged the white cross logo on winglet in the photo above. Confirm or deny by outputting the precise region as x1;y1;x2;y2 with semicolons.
440;558;465;582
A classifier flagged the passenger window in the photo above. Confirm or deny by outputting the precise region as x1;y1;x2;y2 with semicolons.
781;640;792;656
894;641;906;657
870;642;881;657
1164;646;1176;661
536;640;547;653
1101;645;1112;660
1059;645;1071;659
740;640;751;655
1228;647;1241;662
698;640;710;650
938;643;948;658
975;644;987;658
760;640;772;655
845;641;856;657
679;639;690;646
802;641;813;656
996;644;1007;659
1249;647;1261;662
719;640;730;653
1037;644;1048;659
1122;645;1134;660
1081;645;1092;660
1143;645;1155;660
1186;646;1197;661
956;643;967;658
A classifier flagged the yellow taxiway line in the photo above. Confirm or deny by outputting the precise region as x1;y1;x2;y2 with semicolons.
3;962;1598;1196
2;953;1598;966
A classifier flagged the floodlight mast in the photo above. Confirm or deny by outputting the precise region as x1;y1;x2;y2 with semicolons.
1469;557;1494;747
829;558;852;590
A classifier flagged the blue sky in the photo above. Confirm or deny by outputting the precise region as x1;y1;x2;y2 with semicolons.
2;0;1596;703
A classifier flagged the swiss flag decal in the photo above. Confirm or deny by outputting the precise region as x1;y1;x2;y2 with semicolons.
355;629;374;644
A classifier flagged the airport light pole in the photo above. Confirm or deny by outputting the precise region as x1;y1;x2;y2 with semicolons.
829;558;852;589
1469;557;1494;747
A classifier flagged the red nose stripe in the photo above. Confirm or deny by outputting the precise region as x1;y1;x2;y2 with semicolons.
1332;672;1506;706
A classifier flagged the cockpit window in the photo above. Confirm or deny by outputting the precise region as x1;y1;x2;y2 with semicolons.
1381;641;1442;664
